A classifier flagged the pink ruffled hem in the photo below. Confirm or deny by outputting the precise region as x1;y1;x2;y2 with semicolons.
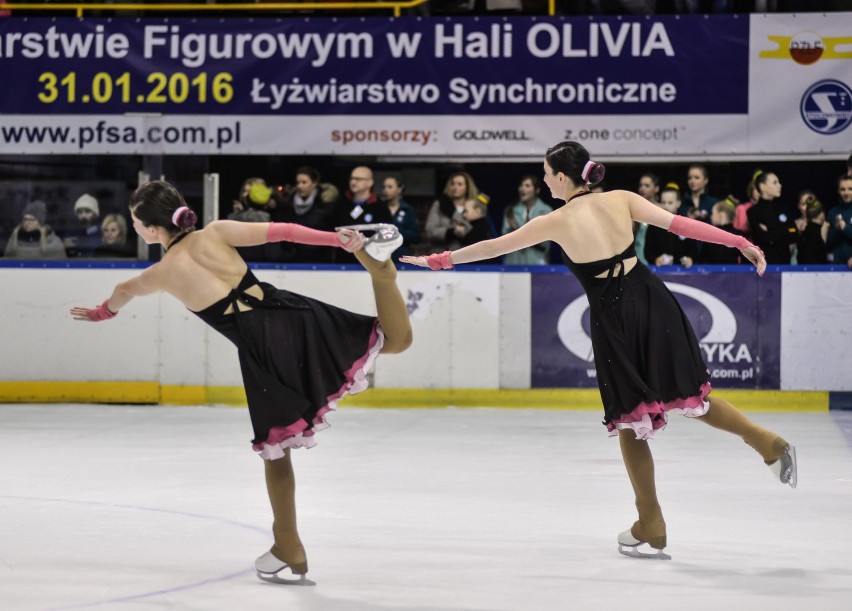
253;320;385;460
606;381;712;440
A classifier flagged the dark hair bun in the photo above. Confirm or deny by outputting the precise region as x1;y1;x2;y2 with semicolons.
586;162;606;186
175;207;198;230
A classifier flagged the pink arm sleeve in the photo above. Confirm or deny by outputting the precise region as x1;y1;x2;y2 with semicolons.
266;223;342;248
668;215;754;251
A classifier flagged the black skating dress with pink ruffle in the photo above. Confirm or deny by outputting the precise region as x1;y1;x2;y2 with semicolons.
560;192;711;439
191;268;383;459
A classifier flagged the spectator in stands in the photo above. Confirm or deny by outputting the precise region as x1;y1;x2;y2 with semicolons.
95;213;136;258
227;181;281;263
502;174;553;265
746;170;797;264
271;165;340;263
229;182;273;224
380;175;420;261
633;172;660;265
698;200;744;264
64;193;102;257
847;152;852;178
827;175;852;267
733;178;761;238
796;199;829;265
335;165;391;263
336;166;391;227
4;200;67;260
680;164;717;221
637;172;660;204
644;183;696;268
459;198;499;264
425;171;480;254
794;189;818;233
231;177;269;216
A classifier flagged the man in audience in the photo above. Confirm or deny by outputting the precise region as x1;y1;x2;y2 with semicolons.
335;165;392;263
64;194;102;257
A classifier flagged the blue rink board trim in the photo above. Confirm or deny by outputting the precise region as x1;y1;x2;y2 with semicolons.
0;261;849;273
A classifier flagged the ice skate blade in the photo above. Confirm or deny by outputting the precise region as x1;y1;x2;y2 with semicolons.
256;570;316;586
768;444;797;489
618;543;671;560
336;223;396;233
254;550;312;585
337;223;402;262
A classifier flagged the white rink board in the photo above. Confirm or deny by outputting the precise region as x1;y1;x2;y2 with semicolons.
0;267;850;392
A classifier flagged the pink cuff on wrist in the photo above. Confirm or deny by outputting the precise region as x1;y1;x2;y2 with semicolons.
426;251;454;270
88;300;118;322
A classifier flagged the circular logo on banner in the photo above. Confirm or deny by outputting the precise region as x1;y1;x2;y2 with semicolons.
788;31;824;65
556;283;737;362
800;80;852;135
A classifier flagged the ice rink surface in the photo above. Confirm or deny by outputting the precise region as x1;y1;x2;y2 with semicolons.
0;403;850;611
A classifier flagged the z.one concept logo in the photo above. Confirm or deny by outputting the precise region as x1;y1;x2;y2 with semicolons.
800;80;852;135
759;31;852;65
557;282;751;366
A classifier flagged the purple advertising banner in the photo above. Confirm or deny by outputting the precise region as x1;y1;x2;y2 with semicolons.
0;16;747;116
531;271;781;389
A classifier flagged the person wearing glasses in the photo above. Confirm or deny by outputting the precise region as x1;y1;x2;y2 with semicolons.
4;200;67;260
335;165;392;263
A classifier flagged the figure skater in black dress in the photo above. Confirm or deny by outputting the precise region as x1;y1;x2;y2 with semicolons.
72;180;411;583
402;141;796;560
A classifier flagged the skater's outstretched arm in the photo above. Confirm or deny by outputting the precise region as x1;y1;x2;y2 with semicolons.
70;264;165;321
627;192;767;275
208;220;363;252
400;214;556;269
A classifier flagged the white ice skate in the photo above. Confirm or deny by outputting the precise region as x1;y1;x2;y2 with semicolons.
336;223;402;262
255;550;315;586
768;444;797;489
617;529;671;560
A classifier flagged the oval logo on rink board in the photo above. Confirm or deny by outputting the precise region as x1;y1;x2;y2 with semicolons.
556;282;737;362
800;79;852;135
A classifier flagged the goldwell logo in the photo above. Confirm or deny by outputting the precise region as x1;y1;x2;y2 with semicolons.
759;31;852;65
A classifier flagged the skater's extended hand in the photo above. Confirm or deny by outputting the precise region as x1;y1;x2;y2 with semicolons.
70;300;118;322
399;255;428;267
740;244;766;276
400;251;453;270
337;228;364;253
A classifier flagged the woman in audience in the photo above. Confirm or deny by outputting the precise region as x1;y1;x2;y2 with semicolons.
746;170;798;264
502;174;553;265
425;171;480;254
4;200;67;260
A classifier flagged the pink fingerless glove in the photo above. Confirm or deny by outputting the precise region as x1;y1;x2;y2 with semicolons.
88;300;118;322
668;215;755;251
426;251;454;270
266;223;343;248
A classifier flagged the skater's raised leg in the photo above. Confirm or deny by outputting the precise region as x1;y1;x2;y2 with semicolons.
617;430;670;559
353;248;412;355
696;396;796;487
